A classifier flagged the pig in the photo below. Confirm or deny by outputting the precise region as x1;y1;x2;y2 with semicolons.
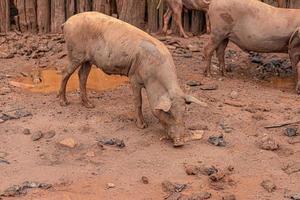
57;12;208;147
203;0;300;94
157;0;210;38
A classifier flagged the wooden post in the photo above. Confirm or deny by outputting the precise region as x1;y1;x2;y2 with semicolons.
191;10;200;35
147;0;159;33
26;0;37;33
15;0;27;32
0;0;10;32
93;0;111;15
183;10;190;32
76;0;92;13
66;0;76;19
51;0;65;33
119;0;146;29
37;0;50;33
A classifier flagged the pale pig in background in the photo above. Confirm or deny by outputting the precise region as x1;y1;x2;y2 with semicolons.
58;12;207;147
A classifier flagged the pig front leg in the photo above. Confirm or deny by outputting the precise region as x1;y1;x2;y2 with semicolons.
297;62;300;94
130;77;148;129
216;39;229;76
78;62;95;108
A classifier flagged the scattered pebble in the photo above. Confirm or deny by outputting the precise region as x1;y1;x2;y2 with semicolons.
186;80;201;87
0;181;51;197
259;134;279;151
23;128;31;135
59;138;77;148
186;192;212;200
141;176;149;184
229;91;239;99
200;84;218;91
224;100;244;108
208;135;226;147
106;183;115;189
31;131;43;141
99;138;125;148
261;180;276;192
162;181;187;193
44;130;56;139
285;127;298;137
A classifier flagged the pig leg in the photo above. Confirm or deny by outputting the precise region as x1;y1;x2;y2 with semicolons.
78;62;94;108
204;36;225;76
297;62;300;94
172;5;188;38
163;9;172;35
58;62;82;106
206;13;211;34
130;77;147;129
216;39;229;76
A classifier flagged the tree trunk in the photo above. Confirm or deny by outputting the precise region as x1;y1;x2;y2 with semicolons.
119;0;146;29
93;0;111;15
51;0;65;33
66;0;76;19
76;0;92;13
37;0;50;33
0;0;10;32
15;0;27;32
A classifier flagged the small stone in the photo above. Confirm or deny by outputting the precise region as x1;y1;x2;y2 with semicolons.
230;91;238;99
187;44;200;52
199;165;218;176
261;180;276;193
141;176;149;184
259;134;279;151
222;194;236;200
44;130;56;139
165;192;182;200
106;183;115;189
186;80;201;87
31;131;43;141
185;165;199;175
200;84;218;91
224;100;244;107
0;119;4;123
59;138;77;148
285;127;298;137
23;128;31;135
187;192;211;200
162;181;187;193
208;135;226;147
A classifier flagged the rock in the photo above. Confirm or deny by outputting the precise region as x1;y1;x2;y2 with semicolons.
282;162;300;175
162;181;187;193
0;181;52;197
185;164;217;176
219;120;233;133
165;192;182;200
222;194;236;200
187;44;200;52
209;171;226;182
224;100;245;107
200;84;218;91
259;134;279;151
261;180;276;192
208;135;226;147
31;131;43;141
0;119;4;123
186;130;204;142
186;80;202;87
284;192;300;200
185;165;200;175
14;110;32;118
229;91;239;99
0;159;10;165
141;176;149;184
249;52;263;64
23;128;31;135
167;45;177;50
285;127;298;137
100;138;125;148
187;192;212;200
59;138;77;148
44;130;56;139
106;183;115;189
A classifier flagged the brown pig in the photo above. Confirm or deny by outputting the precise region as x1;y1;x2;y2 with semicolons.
204;0;300;94
57;12;207;147
157;0;210;38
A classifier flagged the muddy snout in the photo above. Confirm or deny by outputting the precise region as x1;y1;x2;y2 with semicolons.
167;124;187;147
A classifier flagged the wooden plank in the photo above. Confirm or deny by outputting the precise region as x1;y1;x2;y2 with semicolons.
93;0;111;15
66;0;76;19
191;10;200;36
37;0;50;33
183;10;190;32
26;0;37;33
119;0;146;29
15;0;27;32
0;0;10;32
76;0;92;13
51;0;65;33
147;0;159;32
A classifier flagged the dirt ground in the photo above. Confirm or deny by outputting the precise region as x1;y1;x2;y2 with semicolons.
0;33;300;200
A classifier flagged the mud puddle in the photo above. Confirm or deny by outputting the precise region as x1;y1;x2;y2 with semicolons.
10;67;128;93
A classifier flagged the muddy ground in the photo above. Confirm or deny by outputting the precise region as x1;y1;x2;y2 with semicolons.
0;33;300;200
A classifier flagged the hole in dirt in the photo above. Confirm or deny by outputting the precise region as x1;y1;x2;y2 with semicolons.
9;67;129;93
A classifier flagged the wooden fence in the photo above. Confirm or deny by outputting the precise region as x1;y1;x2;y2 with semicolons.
1;0;300;34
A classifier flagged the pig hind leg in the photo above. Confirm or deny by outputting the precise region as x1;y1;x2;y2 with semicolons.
130;77;147;129
78;62;94;108
171;3;188;38
163;9;172;35
58;61;82;106
216;39;229;76
204;36;227;76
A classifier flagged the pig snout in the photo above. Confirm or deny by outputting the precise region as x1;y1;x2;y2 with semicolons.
167;123;187;147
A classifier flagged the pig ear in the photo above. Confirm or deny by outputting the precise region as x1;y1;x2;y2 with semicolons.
184;95;208;107
155;94;172;112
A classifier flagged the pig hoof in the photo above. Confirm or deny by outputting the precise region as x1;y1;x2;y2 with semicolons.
60;100;70;107
173;138;185;147
136;121;148;129
82;101;95;109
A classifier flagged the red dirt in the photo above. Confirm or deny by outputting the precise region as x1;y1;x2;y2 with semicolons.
0;34;300;200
